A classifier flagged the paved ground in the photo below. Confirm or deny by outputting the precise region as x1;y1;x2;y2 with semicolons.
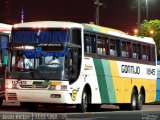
0;102;160;120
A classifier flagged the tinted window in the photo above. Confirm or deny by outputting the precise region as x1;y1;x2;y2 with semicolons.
71;29;81;45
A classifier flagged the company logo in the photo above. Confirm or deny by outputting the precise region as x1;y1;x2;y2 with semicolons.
121;65;140;74
70;89;79;101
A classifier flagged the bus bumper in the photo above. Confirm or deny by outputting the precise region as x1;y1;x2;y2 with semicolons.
5;89;72;104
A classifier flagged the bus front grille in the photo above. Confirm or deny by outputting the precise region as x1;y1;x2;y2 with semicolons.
19;85;48;88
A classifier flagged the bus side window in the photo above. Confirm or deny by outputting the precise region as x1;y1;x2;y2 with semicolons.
103;37;109;55
151;46;156;63
127;42;131;58
137;44;142;60
116;39;121;57
97;36;109;56
142;45;147;61
84;34;90;53
147;46;151;61
90;34;96;53
110;39;117;56
132;43;137;59
121;41;127;57
109;39;120;57
84;33;96;53
97;36;103;55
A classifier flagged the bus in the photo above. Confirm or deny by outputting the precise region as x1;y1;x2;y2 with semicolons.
0;23;11;105
156;61;160;101
5;21;156;112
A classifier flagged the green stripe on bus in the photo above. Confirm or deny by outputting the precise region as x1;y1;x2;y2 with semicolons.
93;58;116;103
83;25;100;33
93;58;109;103
101;60;116;103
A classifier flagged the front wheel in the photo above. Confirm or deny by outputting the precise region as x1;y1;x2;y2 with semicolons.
76;89;90;112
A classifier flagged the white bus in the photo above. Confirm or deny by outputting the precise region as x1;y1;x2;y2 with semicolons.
5;21;156;112
0;23;11;105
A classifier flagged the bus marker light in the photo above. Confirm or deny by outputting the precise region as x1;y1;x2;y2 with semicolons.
7;93;17;97
61;85;67;91
51;81;61;85
7;93;18;100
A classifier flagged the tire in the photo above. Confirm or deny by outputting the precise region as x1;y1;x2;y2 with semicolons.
76;89;90;112
119;89;138;111
136;91;144;110
129;89;137;110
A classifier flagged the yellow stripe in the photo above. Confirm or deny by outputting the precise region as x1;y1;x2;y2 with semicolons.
84;24;125;34
109;60;156;103
51;81;61;85
109;60;124;103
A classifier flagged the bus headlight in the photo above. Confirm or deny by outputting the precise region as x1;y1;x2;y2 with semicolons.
55;85;61;91
6;83;18;89
7;83;13;89
48;85;67;91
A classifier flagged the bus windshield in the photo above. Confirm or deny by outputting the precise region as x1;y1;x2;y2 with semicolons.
9;45;67;80
8;28;70;80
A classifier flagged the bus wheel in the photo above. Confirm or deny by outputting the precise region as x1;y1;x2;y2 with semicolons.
136;91;144;110
76;89;90;112
28;103;38;112
129;89;137;110
0;98;3;106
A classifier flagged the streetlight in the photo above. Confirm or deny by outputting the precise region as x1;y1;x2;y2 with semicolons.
94;0;103;25
149;29;155;36
134;28;138;36
137;0;141;36
21;0;24;23
146;0;148;20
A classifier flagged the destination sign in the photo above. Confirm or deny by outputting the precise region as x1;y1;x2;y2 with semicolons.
37;43;63;47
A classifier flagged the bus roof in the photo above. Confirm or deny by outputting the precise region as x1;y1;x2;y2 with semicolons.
0;23;12;34
83;23;155;45
13;21;155;45
13;21;83;29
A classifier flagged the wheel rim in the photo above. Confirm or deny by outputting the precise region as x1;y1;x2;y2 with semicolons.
138;93;143;106
137;91;143;110
132;93;136;108
82;92;88;111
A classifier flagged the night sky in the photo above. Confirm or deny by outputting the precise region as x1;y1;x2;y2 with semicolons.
0;0;160;33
